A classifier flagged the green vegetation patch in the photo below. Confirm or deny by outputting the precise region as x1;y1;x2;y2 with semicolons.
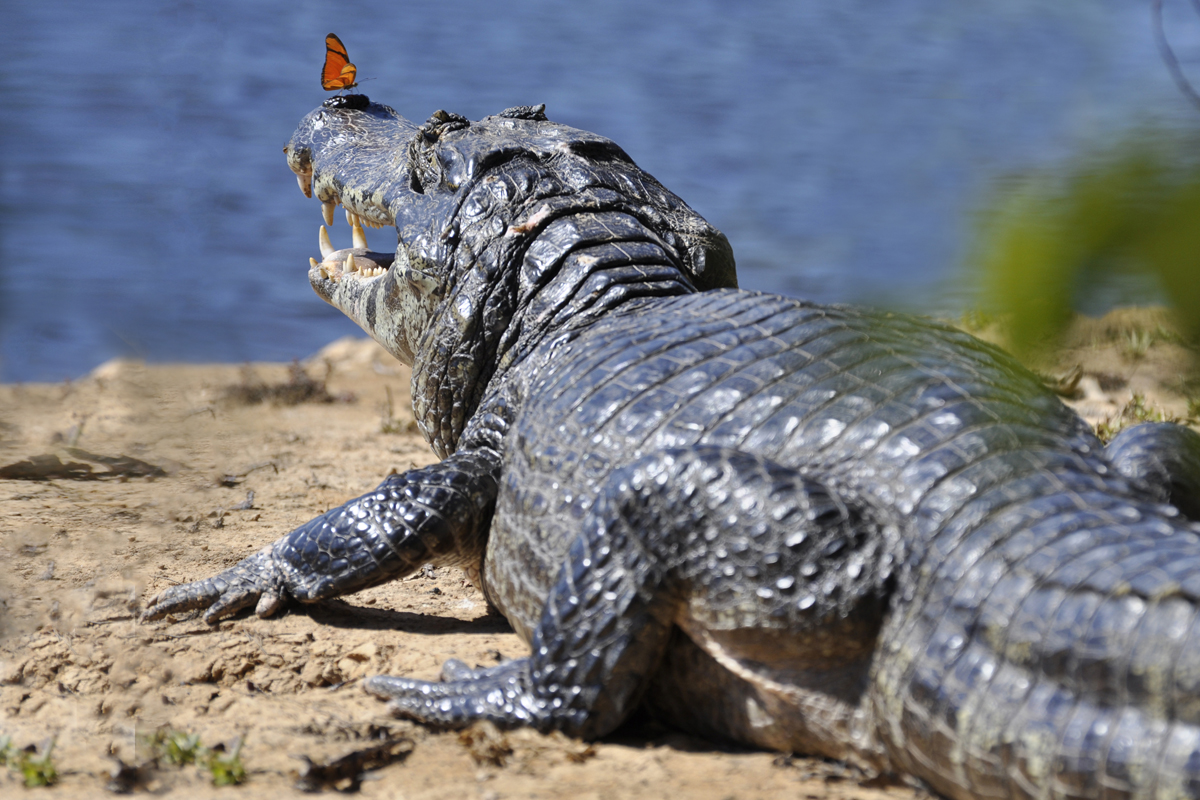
139;728;247;787
1094;391;1189;444
972;134;1200;361
0;736;58;788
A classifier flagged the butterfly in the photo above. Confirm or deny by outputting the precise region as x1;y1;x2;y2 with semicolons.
322;33;358;92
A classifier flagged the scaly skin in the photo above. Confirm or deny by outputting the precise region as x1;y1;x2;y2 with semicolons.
143;95;1200;798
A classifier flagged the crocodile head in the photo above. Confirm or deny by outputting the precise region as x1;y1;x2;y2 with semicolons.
285;94;735;455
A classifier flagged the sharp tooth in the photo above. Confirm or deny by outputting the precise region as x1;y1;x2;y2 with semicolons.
296;173;312;198
318;265;330;280
319;226;334;258
309;257;319;269
345;253;357;274
322;200;335;227
352;223;369;250
346;209;361;227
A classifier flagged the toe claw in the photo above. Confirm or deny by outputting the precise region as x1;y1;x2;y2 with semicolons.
363;674;416;700
440;658;474;682
255;590;285;618
204;591;257;624
139;580;218;622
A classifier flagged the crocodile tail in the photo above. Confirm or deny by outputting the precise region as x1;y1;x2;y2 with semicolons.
878;471;1200;799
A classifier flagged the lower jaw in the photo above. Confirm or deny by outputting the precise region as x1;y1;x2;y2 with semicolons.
307;218;396;294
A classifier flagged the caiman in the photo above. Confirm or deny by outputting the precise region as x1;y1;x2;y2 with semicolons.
143;94;1200;799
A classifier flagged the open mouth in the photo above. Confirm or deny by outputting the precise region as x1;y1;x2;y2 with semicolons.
307;214;395;283
292;161;396;285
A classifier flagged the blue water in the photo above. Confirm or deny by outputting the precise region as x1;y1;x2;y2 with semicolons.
1;0;1197;382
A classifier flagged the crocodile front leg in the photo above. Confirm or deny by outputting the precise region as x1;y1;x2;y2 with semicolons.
141;449;500;624
365;447;901;741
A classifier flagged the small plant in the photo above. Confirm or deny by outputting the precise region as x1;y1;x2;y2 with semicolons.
159;730;204;766
223;360;340;406
1;735;58;787
1094;391;1182;443
140;728;247;786
380;385;402;433
380;386;418;435
1121;328;1153;360
206;738;246;787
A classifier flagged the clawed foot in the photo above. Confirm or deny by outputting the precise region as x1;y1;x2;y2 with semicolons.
363;658;543;730
140;544;289;624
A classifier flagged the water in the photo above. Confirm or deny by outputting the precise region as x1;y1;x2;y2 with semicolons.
1;0;1196;382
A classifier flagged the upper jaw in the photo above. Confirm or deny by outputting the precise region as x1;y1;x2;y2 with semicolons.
284;99;414;303
284;97;415;228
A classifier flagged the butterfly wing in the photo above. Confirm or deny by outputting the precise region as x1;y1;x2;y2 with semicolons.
322;33;358;91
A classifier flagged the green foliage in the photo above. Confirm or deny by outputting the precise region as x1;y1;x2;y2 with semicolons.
0;735;58;787
207;738;246;787
973;134;1200;359
380;385;419;435
1094;391;1184;444
956;308;995;334
140;728;247;786
153;729;205;766
1121;328;1153;361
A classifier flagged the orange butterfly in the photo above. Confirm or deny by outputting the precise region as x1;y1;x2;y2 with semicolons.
322;33;358;91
